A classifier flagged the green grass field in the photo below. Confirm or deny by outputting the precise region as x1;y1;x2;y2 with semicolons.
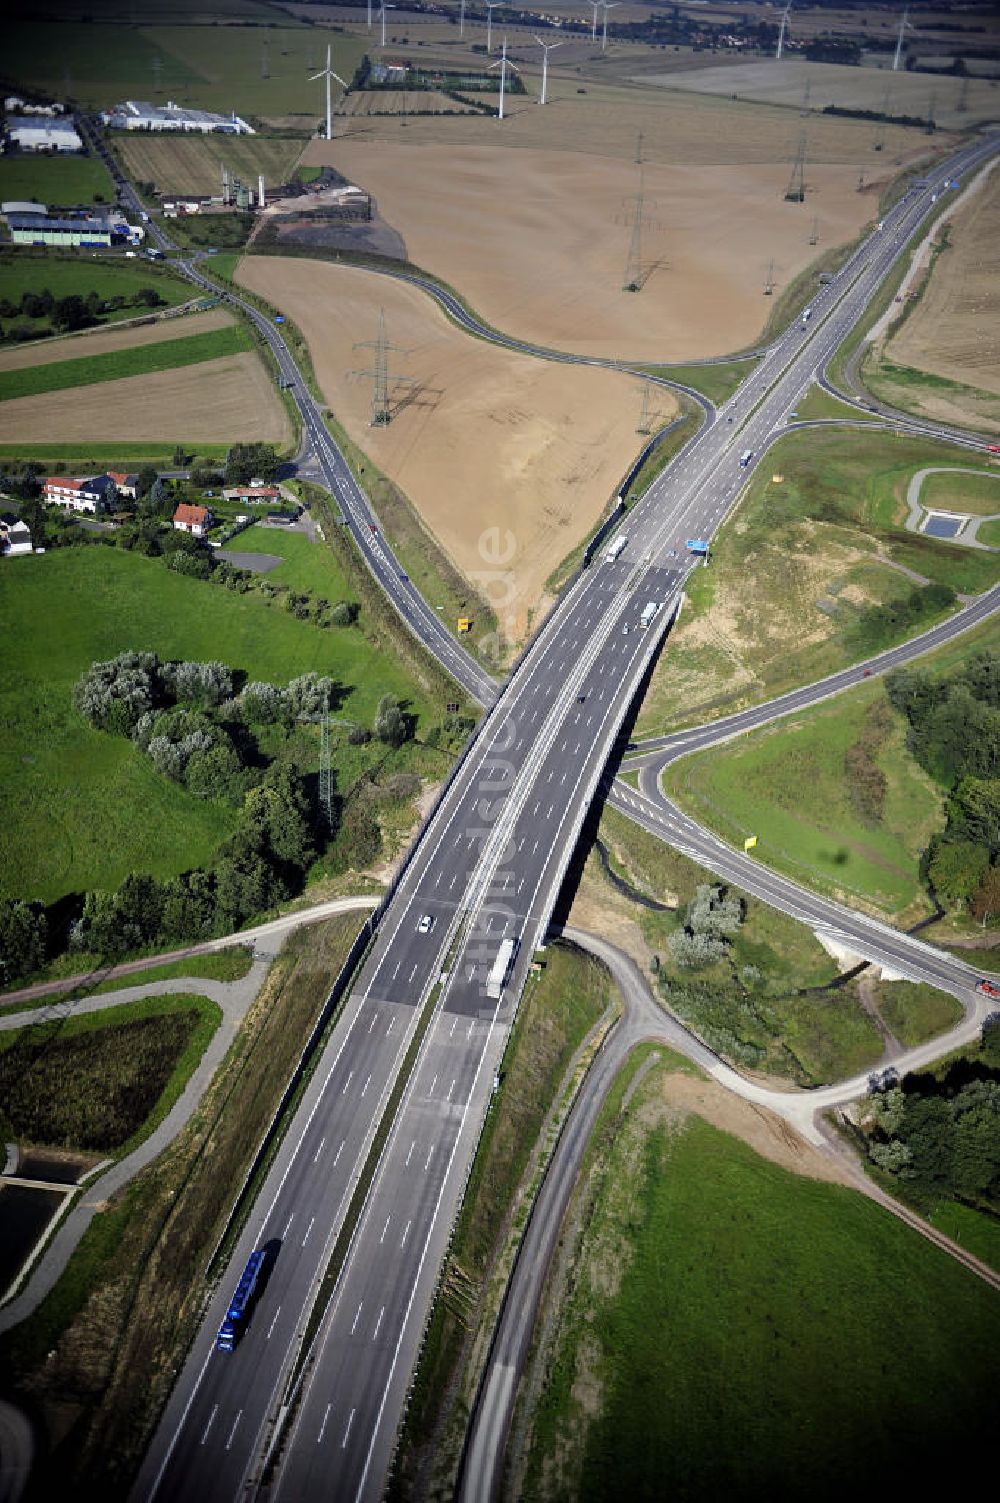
918;467;1000;517
0;323;250;401
641;358;757;406
2;944;254;1010
874;980;963;1047
792;385;880;423
0;546;434;903
524;1070;1000;1502
0;441;231;466
929;1201;1000;1273
0;254;192;340
664;685;943;918
0;152;115;207
220;523;351;599
979;517;1000;547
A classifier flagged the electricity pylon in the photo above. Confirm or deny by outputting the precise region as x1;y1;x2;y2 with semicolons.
809;215;819;245
351;308;413;426
319;714;333;829
763;258;775;296
800;76;811;115
636;380;657;434
784;132;806;202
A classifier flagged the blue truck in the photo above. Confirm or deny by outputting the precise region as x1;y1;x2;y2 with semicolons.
216;1249;267;1353
686;539;710;556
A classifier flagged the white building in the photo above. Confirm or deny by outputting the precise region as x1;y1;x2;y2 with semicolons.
43;475;115;513
0;520;32;557
100;100;254;135
6;116;82;152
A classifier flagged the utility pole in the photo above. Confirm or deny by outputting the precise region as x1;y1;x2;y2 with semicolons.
351;308;413;426
620;170;660;292
261;37;269;79
636;380;656;434
809;215;819;245
635;130;643;165
763;258;775;296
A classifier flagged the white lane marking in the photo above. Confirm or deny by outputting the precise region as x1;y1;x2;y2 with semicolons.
332;1140;344;1167
405;1140;416;1167
467;1019;475;1037
317;1403;331;1445
368;1014;377;1033
449;1017;457;1036
282;1214;294;1238
409;963;419;982
200;1406;218;1446
546;804;554;819
225;1411;242;1451
380;1215;391;1244
386;1018;395;1035
302;1216;315;1247
373;1305;385;1341
401;1218;412;1247
448;873;458;890
266;1305;282;1339
446;1079;456;1103
342;1408;356;1449
351;1303;363;1336
360;1073;372;1098
425;1145;434;1170
392;961;401;980
429;1074;438;1097
313;1136;326;1163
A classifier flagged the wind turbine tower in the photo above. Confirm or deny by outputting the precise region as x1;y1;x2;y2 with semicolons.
309;46;347;142
486;2;499;55
460;0;466;39
351;308;413;427
367;0;372;29
489;36;520;121
587;1;600;42
534;35;561;105
601;1;619;54
892;7;912;72
775;1;791;61
380;0;395;48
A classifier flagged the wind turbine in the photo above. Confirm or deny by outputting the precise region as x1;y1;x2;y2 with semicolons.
309;45;347;142
460;0;466;39
892;6;912;72
587;0;600;42
534;35;561;105
601;1;619;54
775;1;791;61
489;35;519;121
367;0;372;29
380;0;394;48
486;2;499;55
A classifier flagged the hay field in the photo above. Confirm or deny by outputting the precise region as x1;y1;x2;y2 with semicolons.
236;256;663;641
310;141;877;361
0;309;232;372
641;58;1000;132
339;90;479;117
117;134;307;196
0;353;290;444
886;162;1000;400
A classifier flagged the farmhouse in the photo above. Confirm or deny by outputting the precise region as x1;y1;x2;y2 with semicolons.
106;471;139;499
101;101;254;136
173;502;213;536
222;485;281;504
44;475;115;513
0;519;32;556
5;115;82;152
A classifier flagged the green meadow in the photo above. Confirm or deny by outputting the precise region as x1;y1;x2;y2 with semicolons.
0;324;251;400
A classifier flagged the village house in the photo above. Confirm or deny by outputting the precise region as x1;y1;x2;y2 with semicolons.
221;485;281;505
173;502;213;537
0;519;32;556
106;471;140;499
43;474;116;513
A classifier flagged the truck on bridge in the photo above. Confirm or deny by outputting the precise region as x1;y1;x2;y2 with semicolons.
639;600;661;628
485;936;519;1000
604;534;629;563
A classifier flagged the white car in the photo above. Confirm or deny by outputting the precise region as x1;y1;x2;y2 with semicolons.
417;914;435;934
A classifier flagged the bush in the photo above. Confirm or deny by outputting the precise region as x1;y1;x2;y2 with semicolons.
0;899;48;986
73;651;159;734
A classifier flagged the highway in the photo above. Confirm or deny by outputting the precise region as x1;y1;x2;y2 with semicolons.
126;126;1000;1503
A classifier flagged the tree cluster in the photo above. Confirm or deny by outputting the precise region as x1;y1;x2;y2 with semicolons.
0;285;164;341
848;582;956;656
0;899;48;987
886;652;1000;920
224;443;281;485
668;883;743;967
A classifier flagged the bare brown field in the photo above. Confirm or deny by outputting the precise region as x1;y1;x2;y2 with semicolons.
117;133;307;195
236;255;662;640
0;309;232;372
339;90;478;116
646;57;1000;132
0;353;290;444
307;140;881;361
886;161;1000;400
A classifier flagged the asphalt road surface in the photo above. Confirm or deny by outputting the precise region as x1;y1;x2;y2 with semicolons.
127;129;1000;1503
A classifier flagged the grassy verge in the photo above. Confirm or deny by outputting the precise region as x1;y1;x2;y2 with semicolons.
662;684;943;921
0;993;221;1157
1;945;254;1012
633;426;1000;738
873;980;963;1046
639;359;757;406
393;943;614;1499
929;1201;1000;1272
918;468;1000;515
520;1063;1000;1502
0;440;231;466
593;805;888;1084
792;384;880;422
0;324;252;401
0;912;363;1498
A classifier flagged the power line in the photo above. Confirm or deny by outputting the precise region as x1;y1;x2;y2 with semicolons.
351;307;414;426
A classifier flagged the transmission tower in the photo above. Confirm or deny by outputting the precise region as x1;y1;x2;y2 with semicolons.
874;87;890;151
957;75;969;114
619;170;661;293
319;713;333;829
261;38;270;79
857;170;866;192
784;132;806;202
636;380;656;433
635;130;644;166
763;258;775;296
800;77;811;116
809;215;819;245
351;308;414;426
925;91;936;134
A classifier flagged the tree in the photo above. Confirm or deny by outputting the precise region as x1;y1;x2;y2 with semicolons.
18;493;47;545
73;651;160;733
225;443;280;485
134;464;159;501
0;899;48;985
686;883;743;938
667;929;728;967
971;865;1000;929
135;287;165;309
53;294;94;332
375;693;407;747
331;601;359;627
948;777;1000;858
927;838;990;908
241;680;286;724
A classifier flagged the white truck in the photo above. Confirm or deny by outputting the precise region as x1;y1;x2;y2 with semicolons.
801;306;812;326
604;534;629;564
639;600;661;629
486;936;519;1000
739;449;753;468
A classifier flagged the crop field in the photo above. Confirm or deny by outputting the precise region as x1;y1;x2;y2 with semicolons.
0;307;230;369
0;323;251;400
116;133;308;196
338;89;479;117
315;139;880;363
634;428;1000;736
237;255;656;641
883;162;1000;414
0;350;290;444
663;684;943;921
0;546;432;903
521;1062;1000;1503
0;152;115;207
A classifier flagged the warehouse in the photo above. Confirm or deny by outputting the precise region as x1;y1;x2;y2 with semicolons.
5;209;142;248
4;115;83;152
100;100;254;135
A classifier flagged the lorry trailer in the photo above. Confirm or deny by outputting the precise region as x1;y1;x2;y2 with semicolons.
217;1249;267;1352
604;534;629;563
485;936;519;1000
639;600;661;628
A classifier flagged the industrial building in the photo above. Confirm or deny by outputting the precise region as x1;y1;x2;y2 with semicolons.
100;100;254;135
5;115;83;152
5;207;142;248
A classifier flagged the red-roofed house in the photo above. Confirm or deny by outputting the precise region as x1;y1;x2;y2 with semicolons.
43;474;115;513
173;502;213;537
222;485;281;505
106;470;139;499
